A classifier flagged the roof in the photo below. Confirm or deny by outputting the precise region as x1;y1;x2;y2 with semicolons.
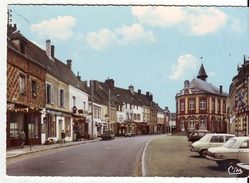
190;78;228;97
7;31;87;93
197;63;208;80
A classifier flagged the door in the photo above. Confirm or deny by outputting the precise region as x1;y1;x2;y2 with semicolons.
238;140;249;162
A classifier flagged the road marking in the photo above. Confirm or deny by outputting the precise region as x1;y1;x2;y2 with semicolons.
142;138;154;177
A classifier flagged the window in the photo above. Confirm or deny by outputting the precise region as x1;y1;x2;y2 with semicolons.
58;88;65;107
189;118;195;128
180;101;185;111
218;100;221;112
210;136;223;142
10;112;24;138
189;99;195;110
28;115;39;138
72;96;76;106
19;73;26;95
200;99;206;110
32;80;37;98
223;102;226;112
46;83;54;104
83;101;86;110
212;99;215;111
200;117;205;128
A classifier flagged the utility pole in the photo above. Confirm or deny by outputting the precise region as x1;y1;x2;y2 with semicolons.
108;88;111;131
91;80;94;139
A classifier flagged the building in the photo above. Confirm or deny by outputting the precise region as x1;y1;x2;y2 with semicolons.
7;24;46;147
175;64;228;133
227;56;249;136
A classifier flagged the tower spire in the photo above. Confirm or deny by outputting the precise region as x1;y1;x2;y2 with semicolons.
197;63;208;81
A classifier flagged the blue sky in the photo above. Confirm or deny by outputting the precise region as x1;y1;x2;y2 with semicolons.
6;3;249;112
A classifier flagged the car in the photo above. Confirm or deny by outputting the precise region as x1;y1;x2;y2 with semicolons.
125;131;135;137
190;133;235;157
100;131;115;140
236;162;249;177
188;130;211;143
206;136;249;169
186;128;195;138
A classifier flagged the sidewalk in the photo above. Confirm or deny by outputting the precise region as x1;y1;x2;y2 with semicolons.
6;138;101;159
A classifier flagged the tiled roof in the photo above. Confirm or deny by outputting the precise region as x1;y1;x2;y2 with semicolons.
7;32;87;93
190;78;228;96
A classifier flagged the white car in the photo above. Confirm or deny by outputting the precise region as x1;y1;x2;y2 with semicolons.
206;136;249;169
190;133;235;157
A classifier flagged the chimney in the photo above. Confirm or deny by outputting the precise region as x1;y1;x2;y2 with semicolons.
105;78;115;91
67;59;72;70
165;106;169;112
77;71;81;81
138;89;141;94
220;85;223;94
46;39;51;59
129;85;134;95
82;80;87;89
51;45;54;58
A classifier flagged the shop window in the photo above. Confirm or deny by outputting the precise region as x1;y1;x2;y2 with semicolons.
28;115;39;138
10;112;24;138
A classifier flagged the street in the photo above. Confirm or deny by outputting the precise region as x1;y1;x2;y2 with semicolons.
7;134;239;177
7;135;155;176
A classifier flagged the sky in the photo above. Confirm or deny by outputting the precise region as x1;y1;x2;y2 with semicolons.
5;2;249;113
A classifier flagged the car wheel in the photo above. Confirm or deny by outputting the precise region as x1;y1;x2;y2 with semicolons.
216;161;226;167
199;149;208;157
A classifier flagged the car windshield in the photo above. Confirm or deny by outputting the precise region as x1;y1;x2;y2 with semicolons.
223;139;236;148
199;135;210;142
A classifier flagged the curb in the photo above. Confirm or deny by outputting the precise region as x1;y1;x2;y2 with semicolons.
6;138;101;159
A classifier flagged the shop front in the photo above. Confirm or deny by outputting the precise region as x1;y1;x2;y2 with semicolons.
72;115;86;140
7;103;42;148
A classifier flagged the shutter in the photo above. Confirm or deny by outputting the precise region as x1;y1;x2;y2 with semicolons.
63;90;65;107
45;83;48;103
51;85;54;104
58;88;61;106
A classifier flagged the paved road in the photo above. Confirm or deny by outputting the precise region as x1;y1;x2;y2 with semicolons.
7;135;157;176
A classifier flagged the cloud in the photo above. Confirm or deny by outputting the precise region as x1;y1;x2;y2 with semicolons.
230;17;246;33
131;7;228;36
85;28;118;50
115;23;156;45
30;16;76;40
168;54;199;80
85;24;155;50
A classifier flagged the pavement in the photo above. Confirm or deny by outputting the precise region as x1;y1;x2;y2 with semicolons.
6;138;102;159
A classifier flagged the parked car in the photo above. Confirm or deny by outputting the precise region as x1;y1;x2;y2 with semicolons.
186;128;195;138
125;131;135;137
188;130;211;143
236;162;249;177
190;133;235;157
100;131;115;140
206;136;249;169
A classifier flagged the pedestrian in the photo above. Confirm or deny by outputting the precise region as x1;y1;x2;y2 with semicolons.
77;130;81;141
19;129;26;149
61;130;66;145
